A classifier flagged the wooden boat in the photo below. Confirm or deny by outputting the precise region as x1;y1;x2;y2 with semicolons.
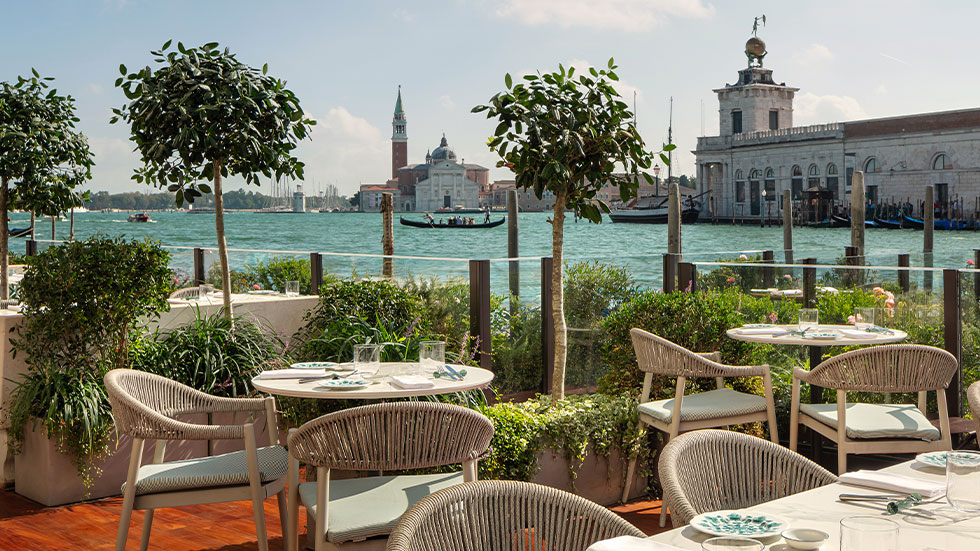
902;215;924;230
9;227;31;238
399;216;505;229
935;219;970;231
608;206;700;224
873;218;905;230
127;212;151;223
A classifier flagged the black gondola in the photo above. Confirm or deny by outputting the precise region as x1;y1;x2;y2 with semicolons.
874;218;904;230
903;215;925;230
399;217;505;229
9;227;31;238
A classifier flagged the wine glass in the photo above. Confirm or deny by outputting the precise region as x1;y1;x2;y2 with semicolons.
947;450;980;513
839;516;898;551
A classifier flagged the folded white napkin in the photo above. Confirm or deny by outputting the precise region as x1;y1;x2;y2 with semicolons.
838;470;945;498
839;328;870;338
587;536;682;551
390;375;435;389
777;289;803;296
256;369;322;380
738;327;787;335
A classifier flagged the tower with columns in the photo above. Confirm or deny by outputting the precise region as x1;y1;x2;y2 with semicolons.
391;86;408;179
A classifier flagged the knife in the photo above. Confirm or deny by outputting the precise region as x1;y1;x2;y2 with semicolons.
443;364;464;380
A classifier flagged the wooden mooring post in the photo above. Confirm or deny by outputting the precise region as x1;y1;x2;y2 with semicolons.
850;171;865;257
507;190;519;313
381;192;394;278
924;186;934;291
782;190;794;267
897;253;910;294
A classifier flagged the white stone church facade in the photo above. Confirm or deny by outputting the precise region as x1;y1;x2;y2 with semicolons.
695;62;980;222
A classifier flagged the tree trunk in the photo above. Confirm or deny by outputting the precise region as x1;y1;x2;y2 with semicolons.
212;161;234;322
0;177;8;300
550;192;568;400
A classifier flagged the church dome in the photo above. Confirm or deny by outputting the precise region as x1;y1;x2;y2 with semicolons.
430;135;457;162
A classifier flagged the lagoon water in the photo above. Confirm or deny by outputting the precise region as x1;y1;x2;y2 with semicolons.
21;211;975;294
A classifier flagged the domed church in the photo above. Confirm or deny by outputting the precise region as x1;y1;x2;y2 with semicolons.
388;89;489;211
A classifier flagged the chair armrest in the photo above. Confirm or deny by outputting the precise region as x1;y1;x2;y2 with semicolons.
696;351;721;363
130;404;249;441
792;366;814;382
712;363;769;378
197;395;268;414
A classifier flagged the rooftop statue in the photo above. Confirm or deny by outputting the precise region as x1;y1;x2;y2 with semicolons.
746;15;767;67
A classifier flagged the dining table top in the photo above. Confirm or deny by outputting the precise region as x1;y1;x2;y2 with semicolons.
251;362;494;400
647;458;980;550
726;324;908;347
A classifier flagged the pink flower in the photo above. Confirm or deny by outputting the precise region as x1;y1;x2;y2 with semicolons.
847;315;856;324
783;274;793;281
739;254;748;260
726;277;736;284
768;313;778;323
968;259;976;267
885;291;895;301
872;287;885;296
252;283;261;290
885;298;896;308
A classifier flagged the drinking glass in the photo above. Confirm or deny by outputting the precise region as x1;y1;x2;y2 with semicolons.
839;516;898;551
353;344;382;378
947;450;980;513
285;280;300;297
798;308;819;331
419;341;446;377
700;537;763;551
854;307;875;330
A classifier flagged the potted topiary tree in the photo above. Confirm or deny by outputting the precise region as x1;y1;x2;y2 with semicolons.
0;71;93;299
474;60;667;399
111;40;314;320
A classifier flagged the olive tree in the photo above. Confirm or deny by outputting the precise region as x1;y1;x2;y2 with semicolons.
112;41;314;318
0;72;93;299
474;59;668;399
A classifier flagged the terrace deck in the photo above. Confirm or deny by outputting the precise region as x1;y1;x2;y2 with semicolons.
0;490;669;550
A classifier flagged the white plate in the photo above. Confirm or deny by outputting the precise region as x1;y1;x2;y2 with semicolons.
317;379;371;390
689;510;789;538
805;331;839;340
290;361;340;370
915;451;948;468
247;290;278;295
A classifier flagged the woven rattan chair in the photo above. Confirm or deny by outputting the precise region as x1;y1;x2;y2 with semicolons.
789;344;958;474
387;480;645;551
105;369;286;551
286;402;494;551
169;286;206;299
622;329;779;523
659;429;837;527
965;380;979;446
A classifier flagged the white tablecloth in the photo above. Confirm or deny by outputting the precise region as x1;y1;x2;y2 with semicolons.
648;460;980;550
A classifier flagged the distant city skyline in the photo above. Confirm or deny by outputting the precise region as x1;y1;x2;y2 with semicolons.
2;1;978;196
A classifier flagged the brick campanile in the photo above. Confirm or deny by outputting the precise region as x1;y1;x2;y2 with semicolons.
391;86;408;179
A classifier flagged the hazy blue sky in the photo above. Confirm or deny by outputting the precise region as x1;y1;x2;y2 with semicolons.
2;1;976;196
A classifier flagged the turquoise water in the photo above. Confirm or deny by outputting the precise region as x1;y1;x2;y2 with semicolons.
19;211;974;293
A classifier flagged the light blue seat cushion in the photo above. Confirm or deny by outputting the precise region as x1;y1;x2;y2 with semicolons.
299;471;465;544
800;402;941;440
124;445;287;495
638;388;767;424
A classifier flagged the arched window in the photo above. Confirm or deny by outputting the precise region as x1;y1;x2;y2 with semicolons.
764;168;776;201
826;163;839;198
791;165;803;199
807;164;820;188
933;153;951;170
735;170;745;203
864;157;878;173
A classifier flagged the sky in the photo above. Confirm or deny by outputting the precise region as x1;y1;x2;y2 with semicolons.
2;0;978;197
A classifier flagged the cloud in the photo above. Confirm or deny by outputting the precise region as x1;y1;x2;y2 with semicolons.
489;0;714;32
294;107;389;195
793;92;867;124
793;44;833;66
875;84;888;95
88;83;104;95
438;95;455;110
880;53;910;66
566;59;644;104
392;8;415;23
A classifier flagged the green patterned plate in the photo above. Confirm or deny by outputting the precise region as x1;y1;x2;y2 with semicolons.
316;379;371;390
690;510;788;538
291;361;350;371
916;451;949;468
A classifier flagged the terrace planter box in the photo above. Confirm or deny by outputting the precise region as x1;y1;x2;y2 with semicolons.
532;444;646;506
14;409;273;507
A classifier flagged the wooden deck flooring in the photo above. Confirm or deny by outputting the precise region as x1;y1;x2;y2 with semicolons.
0;490;669;550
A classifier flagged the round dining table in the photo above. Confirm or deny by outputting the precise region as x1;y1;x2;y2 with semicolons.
726;324;907;347
251;362;494;400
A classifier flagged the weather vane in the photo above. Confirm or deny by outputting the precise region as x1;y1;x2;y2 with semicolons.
746;15;768;67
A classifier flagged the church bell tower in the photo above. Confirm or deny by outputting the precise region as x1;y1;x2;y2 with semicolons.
391;86;408;179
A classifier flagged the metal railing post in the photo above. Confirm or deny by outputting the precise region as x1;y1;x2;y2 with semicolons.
541;257;555;393
663;253;679;292
677;262;697;292
897;253;910;293
974;249;980;298
469;260;492;371
25;240;37;257
762;250;774;287
943;269;962;418
193;247;205;286
310;252;323;295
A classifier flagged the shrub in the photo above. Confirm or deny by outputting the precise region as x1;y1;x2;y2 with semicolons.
7;237;173;485
206;263;250;293
491;297;544;394
243;255;312;294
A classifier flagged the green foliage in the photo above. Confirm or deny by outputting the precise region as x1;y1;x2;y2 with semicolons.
111;41;314;203
400;276;470;345
205;263;251;293
130;310;284;398
293;279;428;362
564;261;638;328
243;256;311;294
7;237;173;485
477;394;647;487
491;296;544;394
699;254;788;293
474;60;659;221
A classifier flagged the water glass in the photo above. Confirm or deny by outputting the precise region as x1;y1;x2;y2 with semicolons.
947;450;980;513
798;308;819;331
419;341;446;377
285;280;300;297
353;344;382;378
839;516;898;551
700;537;763;551
854;307;875;330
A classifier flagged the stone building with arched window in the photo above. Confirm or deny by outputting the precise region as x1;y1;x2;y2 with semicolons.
695;35;980;222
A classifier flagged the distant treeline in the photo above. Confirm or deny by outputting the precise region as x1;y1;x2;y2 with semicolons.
86;189;350;211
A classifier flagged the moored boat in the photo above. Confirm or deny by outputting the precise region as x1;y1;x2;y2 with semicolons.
873;218;904;230
127;212;151;223
399;216;505;229
608;206;700;224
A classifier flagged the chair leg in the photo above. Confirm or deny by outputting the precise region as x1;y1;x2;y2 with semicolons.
658;432;670;528
116;439;145;551
837;446;848;475
139;510;154;551
276;489;288;542
244;424;270;551
621;457;638;503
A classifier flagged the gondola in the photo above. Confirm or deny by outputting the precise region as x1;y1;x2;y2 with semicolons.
9;227;31;238
873;218;904;230
903;215;925;230
608;206;701;224
399;216;505;229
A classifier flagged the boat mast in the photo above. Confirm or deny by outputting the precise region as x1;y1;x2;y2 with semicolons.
667;96;673;187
